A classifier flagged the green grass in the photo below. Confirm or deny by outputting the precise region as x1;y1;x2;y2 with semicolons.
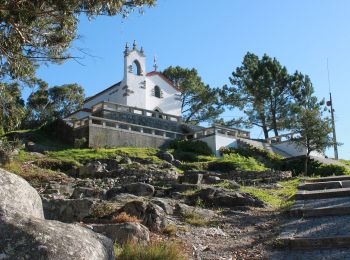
114;241;186;260
340;159;350;167
240;178;300;210
46;147;162;165
181;210;210;226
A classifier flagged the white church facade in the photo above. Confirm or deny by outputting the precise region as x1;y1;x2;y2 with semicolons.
68;42;182;120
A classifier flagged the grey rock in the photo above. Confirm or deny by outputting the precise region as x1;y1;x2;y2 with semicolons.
119;201;167;231
156;151;174;162
0;208;114;260
43;198;95;222
120;157;132;164
204;176;221;184
106;182;155;199
79;161;108;178
123;182;155;197
172;183;200;192
172;159;182;167
189;187;264;208
0;168;44;218
175;203;217;219
151;198;174;215
182;171;204;184
71;186;104;199
92;222;150;245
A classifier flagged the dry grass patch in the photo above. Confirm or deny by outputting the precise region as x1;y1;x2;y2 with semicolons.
112;212;141;223
114;240;187;260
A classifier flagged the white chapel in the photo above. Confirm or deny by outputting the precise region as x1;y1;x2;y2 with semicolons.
68;41;182;120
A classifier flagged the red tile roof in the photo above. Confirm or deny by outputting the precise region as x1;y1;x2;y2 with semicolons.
146;71;181;92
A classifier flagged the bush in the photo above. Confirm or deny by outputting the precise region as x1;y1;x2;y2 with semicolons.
74;137;87;148
169;139;213;156
163;224;177;237
112;212;141;224
114;241;186;260
219;146;283;169
207;153;267;172
33;158;79;172
0;138;21;165
281;157;350;176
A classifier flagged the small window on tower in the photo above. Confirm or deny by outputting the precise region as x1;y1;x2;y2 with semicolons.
154;85;161;98
132;60;142;75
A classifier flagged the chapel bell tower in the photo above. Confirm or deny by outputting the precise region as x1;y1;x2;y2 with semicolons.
123;41;147;108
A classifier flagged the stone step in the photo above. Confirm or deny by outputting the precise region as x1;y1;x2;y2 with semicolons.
289;197;350;218
270;248;350;260
303;175;350;183
277;215;350;250
298;180;350;191
295;187;350;200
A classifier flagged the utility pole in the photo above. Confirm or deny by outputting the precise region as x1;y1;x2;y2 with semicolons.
328;92;338;159
327;59;338;160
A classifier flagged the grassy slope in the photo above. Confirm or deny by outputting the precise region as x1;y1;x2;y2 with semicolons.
240;178;300;210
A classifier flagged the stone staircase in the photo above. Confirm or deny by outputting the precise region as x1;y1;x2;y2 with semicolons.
271;175;350;259
237;138;294;158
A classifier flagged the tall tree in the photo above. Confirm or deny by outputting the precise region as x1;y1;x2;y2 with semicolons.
26;82;84;126
288;72;333;174
222;52;292;138
163;66;223;124
0;83;25;134
0;0;156;81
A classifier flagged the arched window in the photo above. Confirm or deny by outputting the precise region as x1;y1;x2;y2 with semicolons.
132;60;142;75
154;85;161;98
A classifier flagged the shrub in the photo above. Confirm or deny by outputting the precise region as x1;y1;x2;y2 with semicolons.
74;137;87;148
219;146;283;169
112;212;141;223
0;138;21;165
163;224;177;237
281;157;350;176
169;139;213;157
207;153;267;172
114;240;186;260
33;158;79;172
91;202;117;218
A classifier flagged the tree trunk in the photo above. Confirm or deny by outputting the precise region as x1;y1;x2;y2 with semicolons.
263;126;269;139
304;152;310;176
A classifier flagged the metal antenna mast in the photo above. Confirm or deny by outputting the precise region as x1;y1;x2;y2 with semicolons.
327;59;338;160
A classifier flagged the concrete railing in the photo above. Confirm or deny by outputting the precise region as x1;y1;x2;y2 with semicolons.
91;101;182;122
186;125;250;139
266;133;296;144
73;116;183;139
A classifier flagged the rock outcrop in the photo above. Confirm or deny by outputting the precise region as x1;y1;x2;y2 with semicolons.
0;169;114;259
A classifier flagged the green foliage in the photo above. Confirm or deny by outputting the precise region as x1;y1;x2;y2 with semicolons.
340;160;350;167
222;53;292;138
169;139;213;159
46;147;161;165
163;224;177;237
0;0;156;81
241;178;300;209
74;137;87;148
208;153;267;172
0;83;25;134
33;158;80;172
26;82;85;127
0;138;21;165
163;66;223;124
114;241;186;260
181;210;210;227
219;146;283;169
313;164;350;176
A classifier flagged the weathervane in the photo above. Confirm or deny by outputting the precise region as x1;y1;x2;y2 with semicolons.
153;55;158;71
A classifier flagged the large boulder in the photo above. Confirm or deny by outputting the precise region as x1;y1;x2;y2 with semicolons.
0;168;44;218
43;198;95;222
106;182;155;199
156;151;174;163
0;208;114;260
188;187;264;208
0;169;114;259
92;222;150;245
71;186;105;199
119;201;167;232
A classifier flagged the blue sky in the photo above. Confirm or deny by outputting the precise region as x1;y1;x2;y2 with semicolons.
35;0;350;159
